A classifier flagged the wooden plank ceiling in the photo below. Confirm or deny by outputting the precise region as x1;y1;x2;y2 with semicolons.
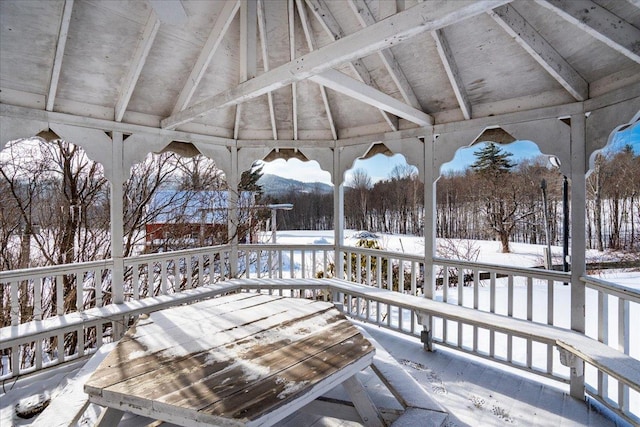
1;0;639;142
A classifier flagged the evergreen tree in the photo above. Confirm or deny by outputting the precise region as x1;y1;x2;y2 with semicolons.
471;143;518;253
471;143;515;176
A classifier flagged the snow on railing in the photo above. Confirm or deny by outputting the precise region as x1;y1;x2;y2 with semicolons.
0;259;114;325
581;275;640;420
238;243;335;279
124;245;234;298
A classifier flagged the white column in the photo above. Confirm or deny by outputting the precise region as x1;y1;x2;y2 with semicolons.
422;131;436;300
110;132;125;304
333;147;344;279
228;146;239;278
569;113;586;399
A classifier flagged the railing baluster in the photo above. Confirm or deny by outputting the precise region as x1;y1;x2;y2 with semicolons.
398;259;404;292
161;260;167;295
527;276;533;321
508;275;514;317
443;267;449;303
95;268;102;307
547;279;553;325
473;268;479;310
34;277;42;321
56;275;64;315
132;263;140;300
457;270;463;307
490;271;496;313
76;273;83;312
366;255;371;285
411;261;416;296
186;256;193;289
301;249;306;279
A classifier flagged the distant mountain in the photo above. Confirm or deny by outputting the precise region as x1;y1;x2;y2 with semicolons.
258;174;332;196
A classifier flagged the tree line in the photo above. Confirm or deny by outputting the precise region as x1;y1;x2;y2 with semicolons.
272;143;640;255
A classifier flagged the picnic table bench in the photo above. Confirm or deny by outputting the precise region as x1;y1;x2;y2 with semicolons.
83;293;376;426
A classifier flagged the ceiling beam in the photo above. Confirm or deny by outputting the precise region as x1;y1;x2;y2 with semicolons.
296;0;338;140
348;0;422;110
234;0;258;140
115;11;160;122
46;0;74;112
306;0;399;130
288;0;298;140
432;29;472;119
161;0;510;129
309;69;433;126
257;0;278;140
535;0;640;64
489;4;588;101
172;0;239;114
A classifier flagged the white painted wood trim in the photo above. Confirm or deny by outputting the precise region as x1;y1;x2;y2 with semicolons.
310;69;433;126
305;0;399;131
161;0;510;129
115;11;160;122
257;0;278;140
489;4;588;101
348;0;422;110
46;0;74;112
432;29;472;119
342;375;386;427
296;0;338;140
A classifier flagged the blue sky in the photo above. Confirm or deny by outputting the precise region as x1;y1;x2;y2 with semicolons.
260;123;639;185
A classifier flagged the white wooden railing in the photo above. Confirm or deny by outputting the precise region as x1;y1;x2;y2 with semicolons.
1;243;638;424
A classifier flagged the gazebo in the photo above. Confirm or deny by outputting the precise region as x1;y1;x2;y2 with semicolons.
1;1;639;425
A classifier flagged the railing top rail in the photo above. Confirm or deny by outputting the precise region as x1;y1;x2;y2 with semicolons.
581;275;640;304
237;243;334;251
0;258;114;282
123;244;233;265
432;256;570;282
338;245;425;262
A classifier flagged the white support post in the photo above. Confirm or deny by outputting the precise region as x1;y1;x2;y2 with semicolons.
333;148;344;279
229;146;239;278
110;132;125;305
569;113;586;399
423;129;435;300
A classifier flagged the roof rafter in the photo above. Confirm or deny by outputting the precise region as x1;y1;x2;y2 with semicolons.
347;0;422;110
172;0;240;115
257;0;278;140
306;0;403;131
46;0;74;112
309;69;433;126
432;29;472;119
288;0;298;140
161;0;510;130
234;0;258;140
489;3;588;101
535;0;640;64
115;11;160;122
296;0;338;140
305;0;398;131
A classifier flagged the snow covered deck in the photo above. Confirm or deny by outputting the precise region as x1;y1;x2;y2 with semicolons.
1;319;620;427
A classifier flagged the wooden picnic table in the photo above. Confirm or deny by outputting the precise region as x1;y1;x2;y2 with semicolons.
84;292;375;426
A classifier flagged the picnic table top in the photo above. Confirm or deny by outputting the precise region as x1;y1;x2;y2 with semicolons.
84;292;375;426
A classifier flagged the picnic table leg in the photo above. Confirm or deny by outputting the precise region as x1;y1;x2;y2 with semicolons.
95;407;124;427
342;375;385;427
